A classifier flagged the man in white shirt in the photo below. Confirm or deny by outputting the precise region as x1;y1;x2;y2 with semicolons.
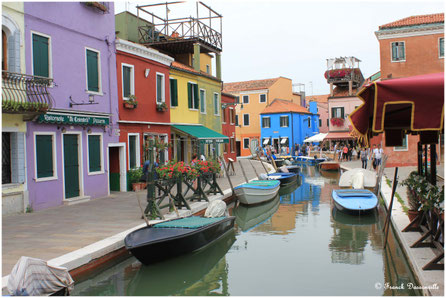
373;144;384;167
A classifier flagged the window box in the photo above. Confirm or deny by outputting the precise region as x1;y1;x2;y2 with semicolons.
330;117;344;127
85;2;108;12
156;102;168;112
124;95;137;109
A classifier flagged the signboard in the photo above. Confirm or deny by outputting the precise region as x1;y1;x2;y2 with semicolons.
38;113;109;126
200;138;229;144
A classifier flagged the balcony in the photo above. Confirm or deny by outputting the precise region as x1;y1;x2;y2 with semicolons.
2;71;53;118
324;68;363;88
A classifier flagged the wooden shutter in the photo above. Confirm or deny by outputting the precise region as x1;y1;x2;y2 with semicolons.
88;135;101;172
170;79;178;106
187;83;192;108
193;84;199;109
129;136;136;169
156;74;163;103
341;107;345;119
331;107;336;118
399;42;405;60
32;34;49;77
86;49;99;92
122;66;131;98
36;135;53;178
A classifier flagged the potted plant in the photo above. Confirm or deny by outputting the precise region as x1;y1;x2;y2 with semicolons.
128;167;145;191
156;102;167;112
124;95;138;109
330;117;344;127
85;2;108;12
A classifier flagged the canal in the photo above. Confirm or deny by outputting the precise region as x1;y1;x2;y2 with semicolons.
72;165;421;296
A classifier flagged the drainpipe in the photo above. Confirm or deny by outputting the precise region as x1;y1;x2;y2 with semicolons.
291;112;295;155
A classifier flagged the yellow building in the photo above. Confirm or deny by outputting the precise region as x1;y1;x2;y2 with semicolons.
223;77;301;156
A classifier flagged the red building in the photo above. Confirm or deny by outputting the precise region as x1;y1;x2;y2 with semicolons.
221;92;237;162
115;39;174;183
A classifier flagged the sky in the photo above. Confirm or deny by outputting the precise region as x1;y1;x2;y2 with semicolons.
115;0;444;95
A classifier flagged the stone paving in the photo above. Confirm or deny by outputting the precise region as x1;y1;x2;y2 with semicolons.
2;159;272;277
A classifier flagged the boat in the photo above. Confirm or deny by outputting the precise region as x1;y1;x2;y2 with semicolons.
267;172;298;186
319;161;340;171
279;165;300;173
234;195;280;231
293;155;326;164
339;168;377;189
273;158;285;167
124;215;236;265
331;189;378;215
234;180;280;205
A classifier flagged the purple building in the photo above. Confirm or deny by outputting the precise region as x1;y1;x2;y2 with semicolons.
24;2;124;210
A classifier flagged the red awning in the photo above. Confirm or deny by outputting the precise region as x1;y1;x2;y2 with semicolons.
324;131;354;140
349;73;444;145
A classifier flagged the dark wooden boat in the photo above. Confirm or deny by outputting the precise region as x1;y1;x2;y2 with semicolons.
319;161;340;171
274;158;285;167
267;172;298;186
125;216;235;265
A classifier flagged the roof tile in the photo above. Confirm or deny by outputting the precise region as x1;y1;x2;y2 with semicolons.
379;13;444;29
223;78;280;92
261;99;311;115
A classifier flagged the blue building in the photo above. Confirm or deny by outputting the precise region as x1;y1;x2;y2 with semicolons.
260;99;319;154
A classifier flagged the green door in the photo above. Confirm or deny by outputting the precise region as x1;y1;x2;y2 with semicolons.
64;134;80;198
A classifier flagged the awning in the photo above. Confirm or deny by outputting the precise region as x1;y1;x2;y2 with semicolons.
280;137;288;144
172;125;229;144
263;138;269;145
324;131;354;140
304;133;328;143
349;72;444;145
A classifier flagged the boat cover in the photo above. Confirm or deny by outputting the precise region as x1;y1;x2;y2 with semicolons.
7;256;74;296
334;189;374;197
234;180;280;190
204;200;227;218
339;168;376;188
153;216;226;229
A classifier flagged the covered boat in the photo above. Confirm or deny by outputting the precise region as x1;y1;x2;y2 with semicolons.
125;216;235;265
331;189;378;215
234;180;280;205
267;172;298;186
339;168;376;189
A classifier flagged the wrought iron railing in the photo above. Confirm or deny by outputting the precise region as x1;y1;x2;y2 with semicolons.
139;17;222;51
2;71;53;113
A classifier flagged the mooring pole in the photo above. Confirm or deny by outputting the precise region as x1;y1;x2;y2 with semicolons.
238;159;250;183
383;167;399;249
219;156;235;196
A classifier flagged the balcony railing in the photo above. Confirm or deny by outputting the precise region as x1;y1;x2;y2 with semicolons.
2;71;53;114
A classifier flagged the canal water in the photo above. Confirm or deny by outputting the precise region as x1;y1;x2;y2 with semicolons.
72;165;421;296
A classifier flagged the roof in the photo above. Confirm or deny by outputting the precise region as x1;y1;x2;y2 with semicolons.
325;131;354;140
171;61;220;82
379;13;444;30
223;77;280;93
307;94;329;103
261;99;311;115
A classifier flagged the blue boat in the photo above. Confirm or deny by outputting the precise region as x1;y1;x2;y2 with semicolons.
267;172;298;186
331;189;378;215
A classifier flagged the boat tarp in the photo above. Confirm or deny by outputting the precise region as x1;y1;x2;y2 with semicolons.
7;256;74;296
154;216;225;229
334;189;374;198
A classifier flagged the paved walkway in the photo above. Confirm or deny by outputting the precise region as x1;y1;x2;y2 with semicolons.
2;159;272;276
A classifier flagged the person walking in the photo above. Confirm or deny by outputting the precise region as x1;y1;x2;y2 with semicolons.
373;144;384;168
343;145;348;161
360;147;368;169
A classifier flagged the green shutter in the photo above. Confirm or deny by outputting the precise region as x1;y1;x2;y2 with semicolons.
194;84;199;109
187;83;192;108
86;49;99;92
331;108;336;118
129;136;136;169
123;66;131;98
88;135;101;172
36;135;53;178
400;43;405;60
440;38;444;57
170;79;178;106
341;107;345;119
391;43;398;61
32;34;49;78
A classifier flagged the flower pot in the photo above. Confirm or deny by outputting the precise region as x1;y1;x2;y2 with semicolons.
132;182;145;191
124;102;137;109
407;210;420;223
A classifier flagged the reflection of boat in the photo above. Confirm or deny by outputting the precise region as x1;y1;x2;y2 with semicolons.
267;172;298;186
339;168;376;188
331;206;378;225
234;195;280;231
303;176;325;186
125;216;235;265
319;161;340;171
332;189;378;215
320;169;340;180
234;180;280;205
278;179;299;196
128;230;236;296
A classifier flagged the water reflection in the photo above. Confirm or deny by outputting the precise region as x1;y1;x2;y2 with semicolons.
233;195;280;232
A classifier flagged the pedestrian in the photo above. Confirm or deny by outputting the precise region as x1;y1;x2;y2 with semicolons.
352;147;357;160
343;145;348;161
360;147;368;169
373;144;384;169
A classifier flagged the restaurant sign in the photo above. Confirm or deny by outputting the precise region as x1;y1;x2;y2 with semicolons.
37;113;109;126
200;138;229;144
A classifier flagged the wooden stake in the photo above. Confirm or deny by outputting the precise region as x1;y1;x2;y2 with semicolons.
136;193;150;226
383;167;398;249
248;158;260;179
219;156;235;196
238;159;250;183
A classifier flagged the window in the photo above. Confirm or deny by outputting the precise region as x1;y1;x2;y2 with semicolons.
327;119;329;126
222;107;226;123
170;78;178;107
439;38;444;58
308;116;311;128
200;89;206;113
187;82;199;110
224;141;228;153
88;134;102;173
262;117;270;128
32;32;51;78
213;93;219;115
122;64;134;99
229;108;235;124
243;95;249;104
206;64;210;74
394;135;409;151
2;30;7;71
2;132;11;183
243;113;250;126
86;48;101;93
235;115;239;126
156;73;165;103
391;41;405;62
331;107;344;118
128;134;140;169
230;137;235;153
35;133;56;180
243;138;250;149
319;119;322;127
260;94;266;103
280;116;289;127
235;96;240;104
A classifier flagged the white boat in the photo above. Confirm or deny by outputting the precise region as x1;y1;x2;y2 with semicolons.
339;168;377;188
234;180;281;205
293;156;326;164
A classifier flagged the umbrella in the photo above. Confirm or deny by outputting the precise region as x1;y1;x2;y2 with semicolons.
349;72;444;146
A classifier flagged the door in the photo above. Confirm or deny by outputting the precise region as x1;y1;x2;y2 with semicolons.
236;141;241;157
109;147;120;191
63;134;80;198
250;138;259;154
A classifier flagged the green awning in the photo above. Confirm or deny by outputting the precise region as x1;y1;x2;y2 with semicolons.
172;125;229;144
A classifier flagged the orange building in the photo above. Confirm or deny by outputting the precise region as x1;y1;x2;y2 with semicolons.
374;13;444;166
223;77;301;156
